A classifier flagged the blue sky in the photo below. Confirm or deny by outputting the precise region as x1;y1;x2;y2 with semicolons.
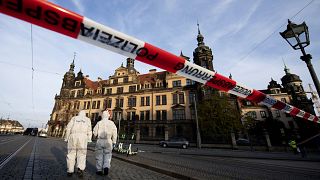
0;0;319;128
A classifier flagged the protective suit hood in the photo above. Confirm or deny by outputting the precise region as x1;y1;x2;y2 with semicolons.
102;110;110;120
78;110;86;117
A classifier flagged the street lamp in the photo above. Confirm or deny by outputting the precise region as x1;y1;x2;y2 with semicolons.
280;19;320;97
193;94;201;148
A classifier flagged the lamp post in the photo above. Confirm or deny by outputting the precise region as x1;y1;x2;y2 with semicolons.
280;19;320;97
193;94;201;148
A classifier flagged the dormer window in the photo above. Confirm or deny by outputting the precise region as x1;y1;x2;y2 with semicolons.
86;90;93;95
113;78;118;84
75;81;81;87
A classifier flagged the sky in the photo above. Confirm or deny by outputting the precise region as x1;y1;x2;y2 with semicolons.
0;0;319;128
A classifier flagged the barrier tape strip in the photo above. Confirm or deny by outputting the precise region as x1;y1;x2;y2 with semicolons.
0;0;318;123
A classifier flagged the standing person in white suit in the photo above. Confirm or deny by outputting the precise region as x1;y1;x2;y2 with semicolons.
64;110;92;178
93;109;117;176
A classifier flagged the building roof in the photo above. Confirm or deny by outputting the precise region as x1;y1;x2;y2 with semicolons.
0;119;23;127
84;78;99;90
137;71;166;84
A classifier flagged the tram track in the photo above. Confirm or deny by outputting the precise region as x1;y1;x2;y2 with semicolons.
0;137;32;170
0;135;24;145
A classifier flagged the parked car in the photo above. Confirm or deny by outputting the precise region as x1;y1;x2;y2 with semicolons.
159;137;189;149
38;131;47;138
236;138;250;146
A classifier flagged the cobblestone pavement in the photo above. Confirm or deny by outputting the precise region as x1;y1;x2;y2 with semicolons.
0;136;177;179
111;144;320;180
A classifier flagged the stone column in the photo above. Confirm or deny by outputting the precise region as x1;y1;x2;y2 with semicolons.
135;127;140;143
264;129;272;151
231;131;237;150
152;125;156;137
164;125;169;141
148;125;152;137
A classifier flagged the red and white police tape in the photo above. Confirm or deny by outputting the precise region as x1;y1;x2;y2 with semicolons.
0;0;318;123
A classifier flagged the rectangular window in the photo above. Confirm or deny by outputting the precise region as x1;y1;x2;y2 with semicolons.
162;95;167;105
113;78;118;84
162;110;167;120
140;111;145;121
107;99;112;108
249;111;257;118
97;101;100;109
179;93;184;104
173;109;185;120
70;91;75;98
189;92;195;104
260;111;267;118
156;110;161;120
117;87;123;93
140;97;145;106
116;99;123;107
124;77;129;83
106;88;112;95
120;99;123;107
92;101;96;109
129;85;136;92
146;110;150;120
75;81;81;87
172;80;181;87
146;96;150;106
84;102;87;109
87;101;91;109
186;79;192;86
173;94;178;104
156;96;161;105
128;97;136;107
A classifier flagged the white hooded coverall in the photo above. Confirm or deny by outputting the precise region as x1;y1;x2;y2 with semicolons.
93;111;117;170
65;110;92;173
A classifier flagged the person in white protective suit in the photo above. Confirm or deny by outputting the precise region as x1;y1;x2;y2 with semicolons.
93;110;117;176
64;110;92;178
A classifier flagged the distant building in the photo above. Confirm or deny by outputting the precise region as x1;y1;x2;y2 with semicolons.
239;65;315;129
47;25;316;143
0;119;24;134
47;25;236;142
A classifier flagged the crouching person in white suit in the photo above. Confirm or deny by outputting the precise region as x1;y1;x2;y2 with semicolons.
93;109;117;176
64;110;92;178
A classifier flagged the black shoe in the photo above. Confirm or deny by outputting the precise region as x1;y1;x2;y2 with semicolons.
78;170;84;178
96;171;103;176
104;167;109;175
67;172;73;177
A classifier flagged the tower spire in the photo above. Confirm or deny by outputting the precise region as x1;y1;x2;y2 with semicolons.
69;52;76;72
197;20;201;35
196;21;204;46
282;57;290;74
